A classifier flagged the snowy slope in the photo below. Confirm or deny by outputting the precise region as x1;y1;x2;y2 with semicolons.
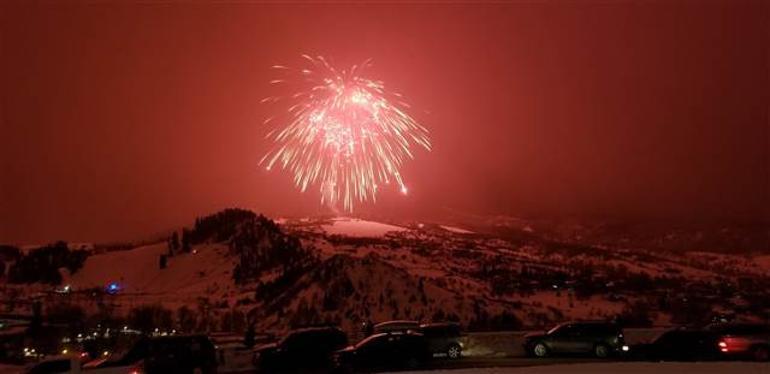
4;210;769;338
61;243;237;312
322;217;408;237
65;243;234;295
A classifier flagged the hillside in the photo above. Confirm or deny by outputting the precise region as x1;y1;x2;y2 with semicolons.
1;209;769;338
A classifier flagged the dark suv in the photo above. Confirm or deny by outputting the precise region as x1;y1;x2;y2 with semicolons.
630;328;720;361
524;321;626;358
371;321;464;359
708;323;770;361
333;331;431;372
85;334;217;374
253;327;348;372
420;323;464;359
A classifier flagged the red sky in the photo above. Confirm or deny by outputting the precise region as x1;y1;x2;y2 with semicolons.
1;1;768;244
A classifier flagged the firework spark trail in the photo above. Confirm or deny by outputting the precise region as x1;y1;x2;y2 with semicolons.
260;55;431;212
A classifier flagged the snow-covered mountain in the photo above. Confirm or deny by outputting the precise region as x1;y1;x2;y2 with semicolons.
2;209;769;337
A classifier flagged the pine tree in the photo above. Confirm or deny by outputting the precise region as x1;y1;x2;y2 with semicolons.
181;229;191;253
243;324;256;348
168;231;180;256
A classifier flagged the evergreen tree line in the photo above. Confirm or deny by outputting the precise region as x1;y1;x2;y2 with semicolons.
5;242;89;284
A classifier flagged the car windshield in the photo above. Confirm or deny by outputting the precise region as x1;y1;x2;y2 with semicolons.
356;334;385;348
279;334;295;346
547;324;568;335
653;331;679;343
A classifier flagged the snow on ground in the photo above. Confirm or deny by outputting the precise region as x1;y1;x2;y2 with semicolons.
440;225;475;234
64;243;234;295
397;362;770;374
322;217;408;237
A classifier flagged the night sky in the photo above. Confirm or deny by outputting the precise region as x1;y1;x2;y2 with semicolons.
1;1;767;243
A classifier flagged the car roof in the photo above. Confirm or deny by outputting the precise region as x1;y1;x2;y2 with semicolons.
374;320;419;327
289;326;342;333
560;321;618;327
356;331;423;346
150;334;210;339
420;322;460;328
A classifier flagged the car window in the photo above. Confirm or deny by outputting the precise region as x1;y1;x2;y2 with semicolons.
591;324;619;335
563;324;591;336
311;331;335;348
280;334;295;347
329;331;347;348
422;327;441;338
400;335;425;349
423;325;460;338
190;339;202;353
572;324;590;335
284;333;308;350
656;331;682;344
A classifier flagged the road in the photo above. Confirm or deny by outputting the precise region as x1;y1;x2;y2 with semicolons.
399;361;770;374
416;357;609;371
217;357;617;373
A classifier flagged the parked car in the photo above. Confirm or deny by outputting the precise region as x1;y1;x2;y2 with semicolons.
26;356;81;374
253;326;348;372
83;334;217;374
629;328;720;361
333;331;431;372
419;322;464;359
708;323;770;361
372;321;419;334
524;321;626;358
26;354;143;374
371;320;464;360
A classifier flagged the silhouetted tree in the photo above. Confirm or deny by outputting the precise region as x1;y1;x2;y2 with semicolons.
616;301;653;327
181;229;191;253
243;323;256;348
128;305;173;333
168;232;180;256
45;303;85;331
8;242;88;284
177;306;197;333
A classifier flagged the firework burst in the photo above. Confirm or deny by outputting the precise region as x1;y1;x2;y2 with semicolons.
260;55;431;212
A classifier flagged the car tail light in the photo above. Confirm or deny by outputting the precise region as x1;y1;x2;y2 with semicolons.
718;340;728;352
127;361;145;374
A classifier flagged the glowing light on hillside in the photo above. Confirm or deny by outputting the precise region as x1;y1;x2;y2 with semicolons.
260;55;431;211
